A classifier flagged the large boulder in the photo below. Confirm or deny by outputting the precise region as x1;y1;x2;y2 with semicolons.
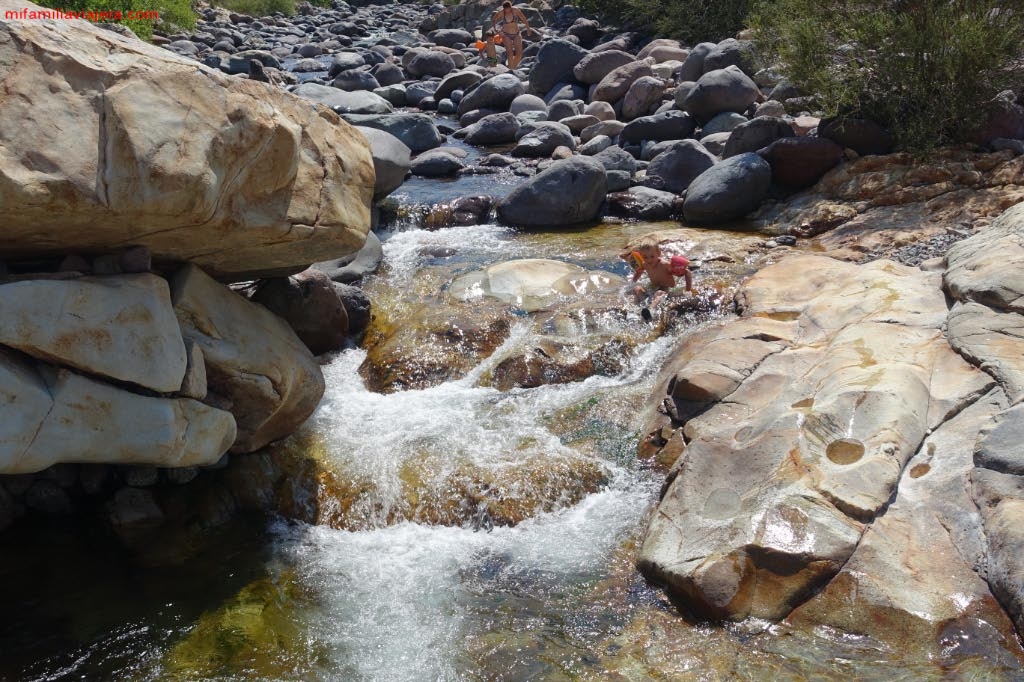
702;38;758;77
457;73;526;116
681;66;761;124
496;156;607;228
721;116;794;158
0;353;237;475
620;110;696;144
510;122;576;157
572;50;635;85
250;269;350;356
292;82;395;114
757;136;844;188
0;6;375;280
528;39;590;95
0;274;186;393
592;61;654;104
639;255;991;621
435;70;483;102
463;112;521;146
339;113;444;153
354;127;411;200
622;76;668;121
645;140;717;194
171;264;325;453
819;117;895;156
406;49;457;78
683;153;771;225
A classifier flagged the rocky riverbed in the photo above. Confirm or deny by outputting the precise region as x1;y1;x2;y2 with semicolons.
3;0;1024;678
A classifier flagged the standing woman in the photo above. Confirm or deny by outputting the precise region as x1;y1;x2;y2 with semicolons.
492;1;530;69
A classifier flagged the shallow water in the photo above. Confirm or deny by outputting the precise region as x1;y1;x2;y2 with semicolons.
3;209;1022;680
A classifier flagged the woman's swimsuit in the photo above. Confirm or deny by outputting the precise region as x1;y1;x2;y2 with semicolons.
497;9;521;36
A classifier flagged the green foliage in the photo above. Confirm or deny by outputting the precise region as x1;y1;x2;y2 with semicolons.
34;0;196;40
577;0;751;43
211;0;296;17
750;0;1024;151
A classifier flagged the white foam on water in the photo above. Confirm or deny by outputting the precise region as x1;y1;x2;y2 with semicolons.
271;479;655;682
279;262;684;680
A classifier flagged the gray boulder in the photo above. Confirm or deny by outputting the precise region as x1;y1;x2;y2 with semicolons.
332;69;381;92
620;110;696;144
312;231;384;284
702;38;758;77
701;111;748;136
354;126;411;200
407;50;457;78
528;39;589;95
678;42;715;82
511;122;575;157
458;73;526;115
291;82;394;114
607;186;679;220
340;113;444;153
509;94;548;116
683;152;772;224
593;145;637;174
722;116;794;158
496;156;608;227
682;66;762;124
411;149;465;176
429;28;474;48
436;70;482;101
463;112;521;145
646;139;717;194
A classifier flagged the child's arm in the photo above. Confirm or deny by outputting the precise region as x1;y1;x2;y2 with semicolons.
684;269;692;291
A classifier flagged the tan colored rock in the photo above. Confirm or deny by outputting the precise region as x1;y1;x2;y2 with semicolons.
948;302;1024;404
786;389;1021;657
945;201;1024;314
0;351;236;474
639;255;994;621
0;274;186;393
0;1;374;280
170;264;324;452
754;149;1024;260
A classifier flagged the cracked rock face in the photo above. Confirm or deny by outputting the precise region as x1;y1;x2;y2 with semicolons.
0;0;374;280
946;201;1024;638
638;255;994;621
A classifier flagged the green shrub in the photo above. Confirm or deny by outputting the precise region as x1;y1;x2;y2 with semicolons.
750;0;1024;151
577;0;750;44
211;0;296;17
34;0;196;40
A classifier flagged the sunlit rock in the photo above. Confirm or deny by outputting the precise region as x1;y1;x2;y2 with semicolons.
639;255;993;620
0;1;374;280
171;264;324;452
0;274;186;393
0;353;236;474
786;389;1022;662
449;258;624;312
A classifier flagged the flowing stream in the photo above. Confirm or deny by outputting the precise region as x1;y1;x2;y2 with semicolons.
4;180;1020;682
